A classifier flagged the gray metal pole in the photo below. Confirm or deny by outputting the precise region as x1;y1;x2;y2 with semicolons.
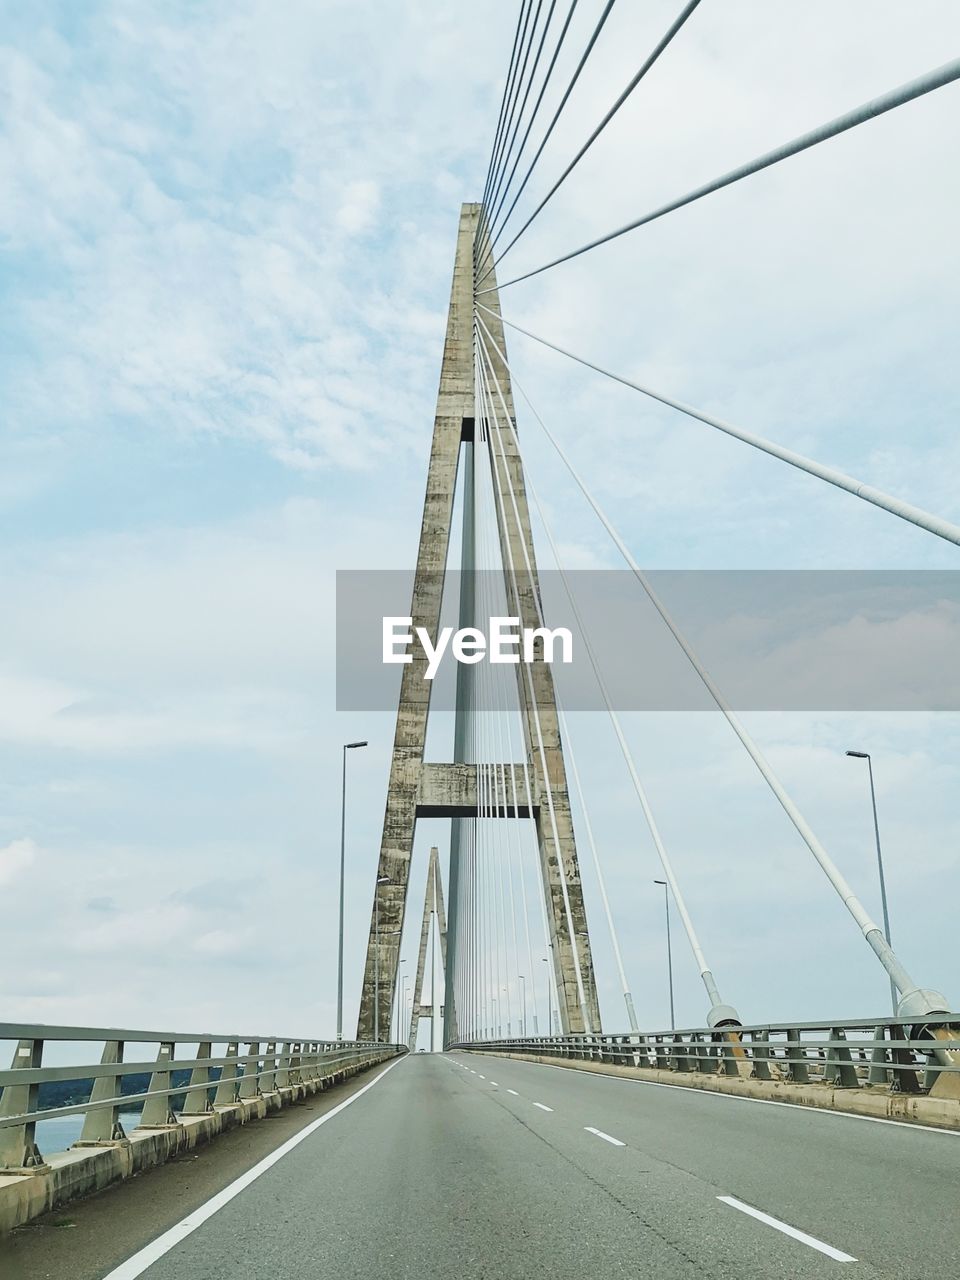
337;746;346;1042
847;752;898;1016
520;974;526;1035
432;901;440;1049
374;889;379;1043
337;740;367;1042
374;873;390;1043
394;961;406;1043
867;757;898;1018
655;880;675;1031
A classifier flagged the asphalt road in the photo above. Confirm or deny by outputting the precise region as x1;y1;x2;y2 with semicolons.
12;1051;960;1279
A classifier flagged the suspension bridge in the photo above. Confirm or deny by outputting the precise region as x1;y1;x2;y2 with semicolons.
3;5;959;1277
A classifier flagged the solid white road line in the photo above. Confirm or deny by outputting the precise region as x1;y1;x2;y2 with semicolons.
584;1126;625;1147
717;1196;856;1262
532;1102;553;1112
506;1089;519;1096
100;1056;406;1280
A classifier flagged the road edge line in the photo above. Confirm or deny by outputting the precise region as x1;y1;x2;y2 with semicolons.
101;1055;406;1280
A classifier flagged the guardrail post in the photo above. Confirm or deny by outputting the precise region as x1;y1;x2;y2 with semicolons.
317;1044;331;1085
749;1029;773;1081
0;1039;49;1172
238;1043;262;1101
889;1025;921;1093
182;1041;214;1114
76;1040;128;1143
867;1024;890;1085
692;1032;717;1074
668;1033;690;1073
825;1027;860;1088
653;1035;669;1070
138;1042;179;1127
289;1041;303;1086
214;1041;240;1107
261;1041;278;1093
320;1039;335;1080
305;1042;320;1087
276;1041;292;1088
785;1028;809;1083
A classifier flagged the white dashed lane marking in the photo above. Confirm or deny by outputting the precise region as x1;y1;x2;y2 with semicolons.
717;1196;857;1263
584;1126;625;1147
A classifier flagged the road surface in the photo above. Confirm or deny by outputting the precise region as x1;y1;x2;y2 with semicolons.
10;1051;960;1278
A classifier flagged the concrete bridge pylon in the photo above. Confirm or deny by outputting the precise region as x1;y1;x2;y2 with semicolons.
355;203;601;1042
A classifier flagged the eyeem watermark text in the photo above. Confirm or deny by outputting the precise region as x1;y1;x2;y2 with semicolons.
383;616;573;680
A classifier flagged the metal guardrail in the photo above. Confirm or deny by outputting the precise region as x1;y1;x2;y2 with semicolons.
452;1015;960;1094
0;1023;405;1171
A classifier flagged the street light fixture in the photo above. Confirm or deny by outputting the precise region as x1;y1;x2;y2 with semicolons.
654;880;676;1031
337;740;368;1042
374;875;390;1043
846;750;897;1015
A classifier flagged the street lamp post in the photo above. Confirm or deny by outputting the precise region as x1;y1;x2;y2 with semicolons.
541;958;552;1035
846;751;898;1015
398;972;408;1044
374;874;390;1043
395;960;407;1043
654;879;675;1031
338;740;368;1042
519;974;526;1036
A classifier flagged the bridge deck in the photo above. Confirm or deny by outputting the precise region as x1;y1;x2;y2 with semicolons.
8;1052;960;1279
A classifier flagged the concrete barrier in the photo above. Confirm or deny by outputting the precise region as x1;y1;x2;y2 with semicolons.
0;1050;398;1235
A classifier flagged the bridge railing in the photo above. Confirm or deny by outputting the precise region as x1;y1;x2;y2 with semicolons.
452;1015;960;1095
0;1022;404;1172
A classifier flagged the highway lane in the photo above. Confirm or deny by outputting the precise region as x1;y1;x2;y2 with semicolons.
1;1063;399;1280
457;1052;960;1276
84;1049;960;1279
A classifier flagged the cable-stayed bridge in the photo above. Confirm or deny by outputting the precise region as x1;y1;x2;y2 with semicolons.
3;6;960;1277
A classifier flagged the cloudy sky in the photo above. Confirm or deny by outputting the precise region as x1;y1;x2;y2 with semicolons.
1;1;958;1045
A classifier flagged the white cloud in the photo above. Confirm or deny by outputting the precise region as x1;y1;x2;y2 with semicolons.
336;179;380;234
0;837;38;886
193;928;245;956
0;2;509;473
